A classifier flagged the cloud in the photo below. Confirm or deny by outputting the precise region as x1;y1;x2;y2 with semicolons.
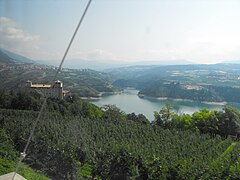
68;49;119;61
0;17;40;59
87;49;111;60
0;17;39;42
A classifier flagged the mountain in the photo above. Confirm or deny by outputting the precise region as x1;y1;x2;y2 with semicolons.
61;59;127;70
107;63;240;80
222;60;240;64
0;48;35;64
0;48;193;70
109;63;240;103
0;49;15;64
0;49;119;97
0;62;118;97
61;59;193;71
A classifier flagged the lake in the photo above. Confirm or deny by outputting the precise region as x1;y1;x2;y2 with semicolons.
89;89;223;121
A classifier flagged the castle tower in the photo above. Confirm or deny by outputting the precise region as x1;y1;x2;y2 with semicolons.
53;80;63;99
26;80;32;87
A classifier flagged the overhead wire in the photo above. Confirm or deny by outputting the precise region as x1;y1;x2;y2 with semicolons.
12;0;93;179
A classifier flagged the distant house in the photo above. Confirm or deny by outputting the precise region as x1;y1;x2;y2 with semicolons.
26;80;68;99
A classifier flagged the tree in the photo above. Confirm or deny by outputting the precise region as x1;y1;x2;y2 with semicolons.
171;114;192;130
93;150;143;180
153;102;174;128
11;92;41;111
217;106;240;137
102;105;126;120
192;109;219;134
0;90;12;109
127;113;149;124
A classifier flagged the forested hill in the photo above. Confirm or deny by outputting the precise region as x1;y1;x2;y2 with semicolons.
138;81;240;103
108;64;240;84
0;64;117;98
110;64;240;103
0;48;119;97
1;91;240;179
0;48;36;64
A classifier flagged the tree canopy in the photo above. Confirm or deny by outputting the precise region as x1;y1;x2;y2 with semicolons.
1;91;240;179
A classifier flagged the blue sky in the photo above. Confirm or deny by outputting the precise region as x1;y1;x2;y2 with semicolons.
1;0;240;64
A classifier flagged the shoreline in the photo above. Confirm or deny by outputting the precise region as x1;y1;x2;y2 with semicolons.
84;90;228;106
81;90;123;100
139;94;227;106
201;101;227;106
81;97;101;100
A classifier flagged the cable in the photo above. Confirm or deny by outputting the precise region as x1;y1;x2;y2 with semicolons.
52;0;92;83
12;0;92;179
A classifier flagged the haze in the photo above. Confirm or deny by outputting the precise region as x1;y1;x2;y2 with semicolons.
1;0;240;65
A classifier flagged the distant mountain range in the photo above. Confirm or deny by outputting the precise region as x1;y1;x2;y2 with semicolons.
0;48;194;70
222;60;240;64
0;48;118;97
109;63;240;103
1;47;240;70
3;47;240;100
61;59;194;70
0;48;36;64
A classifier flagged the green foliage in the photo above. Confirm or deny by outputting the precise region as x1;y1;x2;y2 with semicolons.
18;165;49;180
1;93;240;179
216;106;240;137
93;149;145;179
192;109;219;134
153;104;240;138
138;80;240;103
102;104;126;121
78;164;93;179
11;91;42;111
0;129;17;175
139;81;225;102
0;63;118;97
0;89;12;109
0;158;15;175
0;129;17;161
127;113;149;124
228;161;240;179
172;114;192;130
48;94;103;118
0;128;48;179
111;64;240;103
1;106;240;179
0;90;42;111
153;101;174;127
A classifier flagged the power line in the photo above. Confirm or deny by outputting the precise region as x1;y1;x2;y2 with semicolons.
12;0;93;179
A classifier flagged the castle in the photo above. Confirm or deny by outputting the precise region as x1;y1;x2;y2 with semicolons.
26;80;66;99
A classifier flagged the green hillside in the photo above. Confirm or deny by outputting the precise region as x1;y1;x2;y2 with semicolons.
110;64;240;103
0;48;35;64
1;91;240;179
0;129;49;179
138;81;240;103
0;64;118;97
0;48;118;97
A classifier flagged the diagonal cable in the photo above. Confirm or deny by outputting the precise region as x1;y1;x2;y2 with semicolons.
12;0;92;179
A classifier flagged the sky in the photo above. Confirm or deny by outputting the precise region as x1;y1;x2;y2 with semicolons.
1;0;240;64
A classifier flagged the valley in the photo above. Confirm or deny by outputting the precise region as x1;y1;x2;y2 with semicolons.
1;48;240;179
2;1;240;179
110;64;240;103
